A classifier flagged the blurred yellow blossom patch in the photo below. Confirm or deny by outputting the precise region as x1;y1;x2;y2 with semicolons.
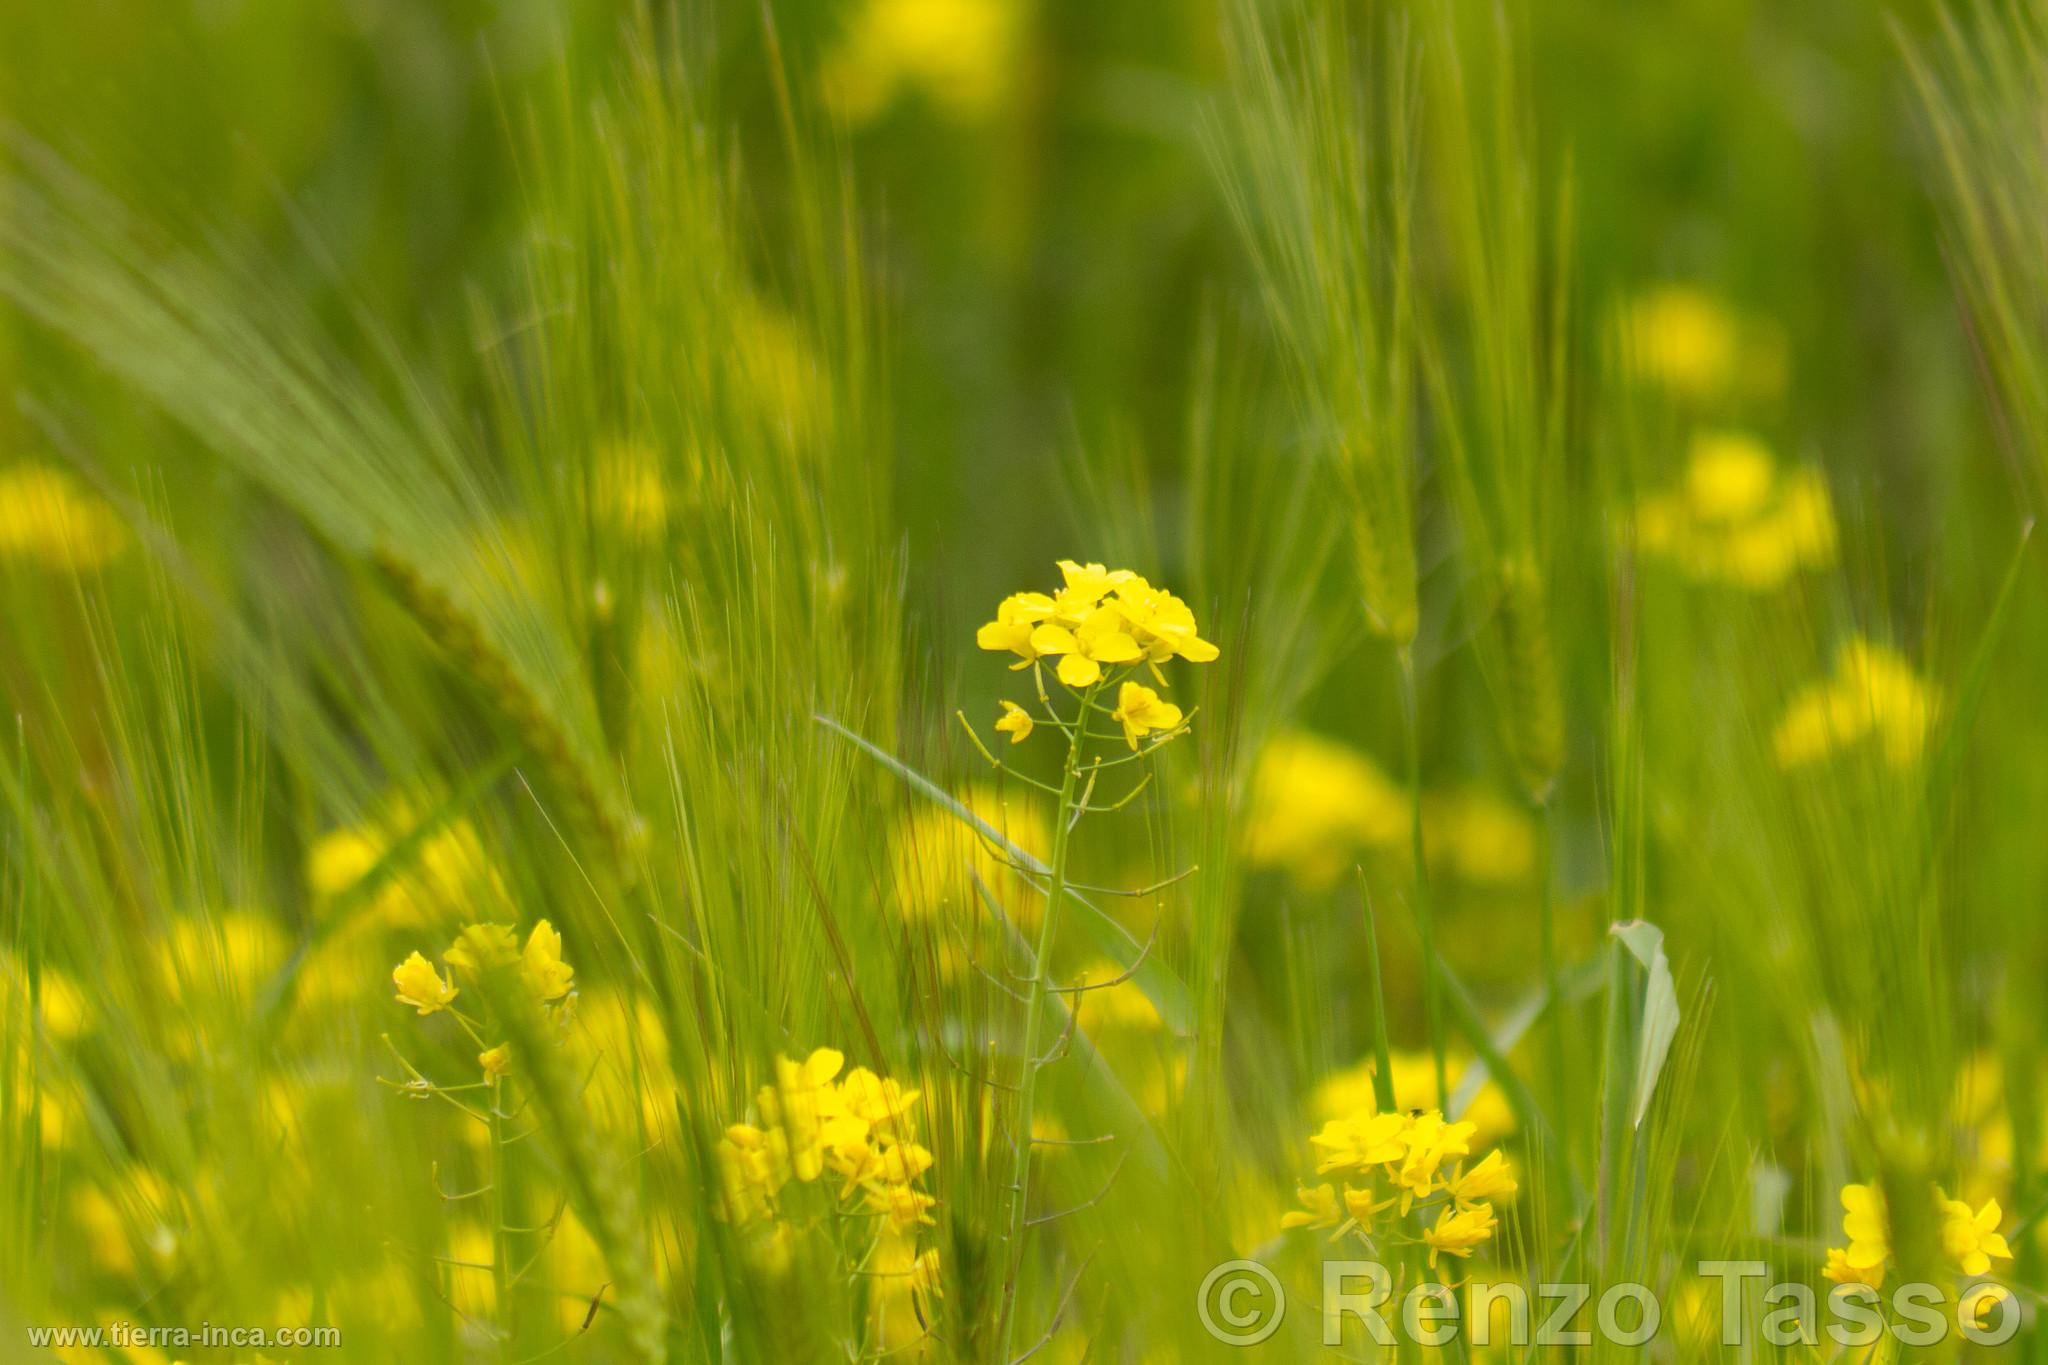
0;461;128;571
1634;431;1837;590
820;0;1026;126
1773;635;1938;771
1621;284;1787;402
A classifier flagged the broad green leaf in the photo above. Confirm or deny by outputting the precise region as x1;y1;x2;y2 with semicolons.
1612;919;1680;1129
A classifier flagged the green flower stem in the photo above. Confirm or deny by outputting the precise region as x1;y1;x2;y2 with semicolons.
489;1076;513;1359
1398;645;1449;1107
995;678;1097;1361
1537;799;1570;1188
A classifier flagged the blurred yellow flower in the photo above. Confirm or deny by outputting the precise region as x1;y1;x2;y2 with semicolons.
716;1121;792;1226
592;439;670;541
391;951;457;1015
731;293;828;453
1243;730;1408;891
1422;787;1538;887
837;1066;921;1130
887;782;1047;926
70;1166;175;1280
1311;1051;1516;1145
1071;958;1161;1034
0;461;128;571
1634;432;1837;590
1622;285;1786;402
865;1180;938;1234
773;1046;845;1181
156;911;288;1015
306;802;506;931
478;1043;511;1079
1774;637;1937;771
820;0;1025;127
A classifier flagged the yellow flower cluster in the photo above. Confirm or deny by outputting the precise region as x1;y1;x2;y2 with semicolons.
0;461;128;571
715;1049;942;1338
1634;432;1836;590
1820;1181;2013;1288
978;559;1218;690
390;920;575;1077
1622;284;1787;403
1282;1101;1515;1268
1773;636;1937;771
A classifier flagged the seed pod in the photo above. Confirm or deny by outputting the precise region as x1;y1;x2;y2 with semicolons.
1497;556;1565;804
1346;435;1419;645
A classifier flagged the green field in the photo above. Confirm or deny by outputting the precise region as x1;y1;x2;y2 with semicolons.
3;0;2046;1359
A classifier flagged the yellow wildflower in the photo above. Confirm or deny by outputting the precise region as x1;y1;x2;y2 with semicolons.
774;1047;845;1181
1113;574;1221;678
976;592;1057;667
391;951;457;1015
1839;1184;1889;1275
1422;1202;1499;1267
478;1043;512;1080
1821;1247;1883;1290
1343;1185;1396;1226
866;1181;938;1235
1446;1150;1518;1208
1279;1182;1342;1231
979;561;1217;693
1111;681;1183;750
994;699;1034;744
1393;1112;1476;1209
1032;606;1142;687
715;1122;791;1226
837;1067;922;1131
445;923;518;980
1938;1194;2012;1276
1309;1111;1410;1174
522;920;575;1002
